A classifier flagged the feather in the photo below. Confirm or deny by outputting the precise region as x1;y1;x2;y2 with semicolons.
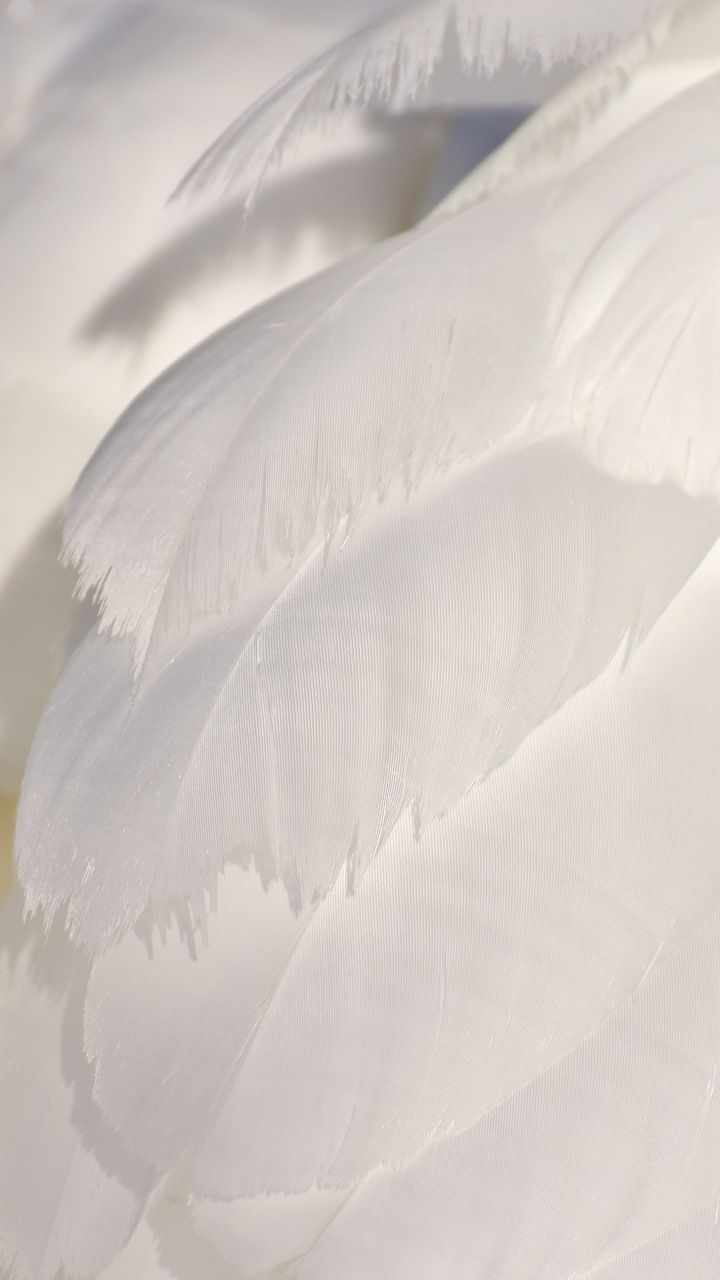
84;866;308;1169
96;1217;180;1280
64;70;720;681
63;191;544;672
287;907;720;1280
11;10;720;1279
18;440;719;949
189;542;720;1198
0;0;409;794
437;0;720;212
75;534;720;1201
583;1200;720;1280
191;1185;352;1277
174;0;684;207
0;892;154;1279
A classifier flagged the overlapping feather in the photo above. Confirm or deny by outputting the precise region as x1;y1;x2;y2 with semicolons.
63;72;720;674
0;0;426;793
9;3;720;1279
0;892;154;1279
19;438;720;948
175;0;686;206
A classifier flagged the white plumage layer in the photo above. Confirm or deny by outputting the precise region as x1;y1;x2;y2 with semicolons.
176;0;685;204
19;439;720;947
0;0;441;795
7;3;720;1278
63;67;720;681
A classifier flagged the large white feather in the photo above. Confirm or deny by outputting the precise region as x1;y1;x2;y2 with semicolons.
64;192;542;672
75;532;720;1200
64;71;720;677
10;11;720;1278
18;441;718;948
190;541;720;1197
175;0;683;206
287;905;720;1279
0;0;411;794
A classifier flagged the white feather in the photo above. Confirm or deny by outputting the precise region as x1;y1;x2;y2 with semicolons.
84;867;307;1169
0;892;153;1279
288;906;720;1279
437;0;720;210
190;542;720;1198
64;71;720;681
0;0;415;794
64;192;543;672
10;7;720;1278
192;1186;352;1277
72;534;720;1213
175;0;685;206
18;440;719;948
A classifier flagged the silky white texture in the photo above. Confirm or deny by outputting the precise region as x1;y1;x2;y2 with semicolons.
192;1185;352;1276
63;70;720;675
19;440;720;948
59;506;720;1276
176;0;683;204
65;198;542;673
432;0;720;211
74;518;720;1201
192;546;720;1198
9;3;720;1279
0;892;154;1279
0;8;459;1268
292;913;720;1280
85;868;308;1169
0;0;440;795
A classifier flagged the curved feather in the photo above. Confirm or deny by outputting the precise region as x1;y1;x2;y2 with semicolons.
288;908;720;1278
190;541;720;1197
0;892;154;1279
84;866;309;1170
64;191;544;674
80;531;720;1268
11;19;720;1278
175;0;683;207
437;0;720;213
79;529;720;1187
192;1186;352;1277
582;1199;720;1279
18;441;719;949
64;72;720;677
0;0;404;792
